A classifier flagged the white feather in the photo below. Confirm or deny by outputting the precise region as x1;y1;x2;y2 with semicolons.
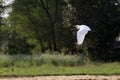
75;25;91;45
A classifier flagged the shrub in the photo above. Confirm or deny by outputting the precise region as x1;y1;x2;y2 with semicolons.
0;54;83;67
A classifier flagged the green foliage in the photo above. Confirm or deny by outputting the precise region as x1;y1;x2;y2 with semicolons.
0;62;120;75
2;0;68;53
62;2;76;26
8;37;35;54
63;0;120;61
0;54;83;67
60;47;67;55
0;0;120;62
0;0;8;54
0;55;13;67
0;54;120;75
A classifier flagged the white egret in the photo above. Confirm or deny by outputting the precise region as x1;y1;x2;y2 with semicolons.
75;25;91;45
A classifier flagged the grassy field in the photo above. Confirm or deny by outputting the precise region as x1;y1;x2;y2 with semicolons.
0;54;120;76
0;62;120;76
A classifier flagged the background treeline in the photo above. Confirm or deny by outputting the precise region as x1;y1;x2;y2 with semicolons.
0;0;120;62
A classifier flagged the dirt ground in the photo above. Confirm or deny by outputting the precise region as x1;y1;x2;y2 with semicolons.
0;75;120;80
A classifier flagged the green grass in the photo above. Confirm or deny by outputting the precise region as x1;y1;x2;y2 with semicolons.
0;54;120;76
0;62;120;76
0;54;82;67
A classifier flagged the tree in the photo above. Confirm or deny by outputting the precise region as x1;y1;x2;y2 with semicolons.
0;0;8;54
4;0;67;53
63;0;120;61
0;0;6;25
34;0;58;51
0;1;3;25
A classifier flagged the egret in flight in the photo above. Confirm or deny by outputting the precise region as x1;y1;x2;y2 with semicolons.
75;25;91;45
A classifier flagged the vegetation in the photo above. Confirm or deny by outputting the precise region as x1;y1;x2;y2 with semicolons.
0;0;120;73
0;50;119;76
0;54;120;76
64;0;120;61
1;64;120;76
0;54;82;67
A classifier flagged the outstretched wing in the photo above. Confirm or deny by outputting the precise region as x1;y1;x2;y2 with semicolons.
77;29;88;45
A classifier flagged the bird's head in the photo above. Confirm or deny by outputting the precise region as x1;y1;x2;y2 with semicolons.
75;25;91;31
75;25;81;29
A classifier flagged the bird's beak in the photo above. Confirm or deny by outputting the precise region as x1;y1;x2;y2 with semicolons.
89;28;91;31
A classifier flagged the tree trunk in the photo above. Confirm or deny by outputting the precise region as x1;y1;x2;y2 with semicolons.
51;24;57;51
36;0;58;51
25;5;45;52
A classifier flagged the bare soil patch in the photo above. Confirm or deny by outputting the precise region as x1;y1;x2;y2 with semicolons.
0;75;120;80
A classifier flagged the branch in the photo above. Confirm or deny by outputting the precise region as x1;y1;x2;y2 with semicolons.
45;0;49;10
25;5;45;51
37;0;53;23
54;0;59;22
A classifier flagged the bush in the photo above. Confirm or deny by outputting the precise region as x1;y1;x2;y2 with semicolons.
8;37;35;55
0;54;83;67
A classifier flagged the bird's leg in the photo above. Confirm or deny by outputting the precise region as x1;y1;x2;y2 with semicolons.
76;44;84;62
77;44;90;63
